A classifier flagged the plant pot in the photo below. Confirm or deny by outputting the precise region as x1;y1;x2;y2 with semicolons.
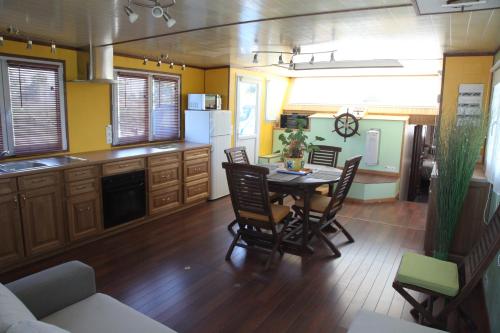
284;157;304;171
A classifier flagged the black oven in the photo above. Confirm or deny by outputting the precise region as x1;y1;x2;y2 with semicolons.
102;170;146;229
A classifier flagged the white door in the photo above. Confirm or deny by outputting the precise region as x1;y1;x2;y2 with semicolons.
235;76;260;163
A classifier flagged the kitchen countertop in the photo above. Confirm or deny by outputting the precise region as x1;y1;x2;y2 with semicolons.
0;141;210;179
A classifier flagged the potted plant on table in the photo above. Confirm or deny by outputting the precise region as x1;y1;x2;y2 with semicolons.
277;119;325;171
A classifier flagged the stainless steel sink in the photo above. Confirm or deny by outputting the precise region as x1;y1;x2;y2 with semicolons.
155;145;177;151
0;161;49;173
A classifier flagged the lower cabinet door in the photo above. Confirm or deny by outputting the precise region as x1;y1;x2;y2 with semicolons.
149;186;181;215
21;186;66;256
0;194;24;268
67;192;102;241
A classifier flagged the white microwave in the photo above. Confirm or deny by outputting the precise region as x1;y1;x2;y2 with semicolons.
188;94;222;110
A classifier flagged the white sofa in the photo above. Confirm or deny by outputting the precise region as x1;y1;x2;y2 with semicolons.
1;261;176;333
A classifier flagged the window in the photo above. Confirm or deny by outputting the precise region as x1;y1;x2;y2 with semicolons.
112;70;180;145
265;79;288;121
287;76;441;107
486;82;500;193
0;58;66;156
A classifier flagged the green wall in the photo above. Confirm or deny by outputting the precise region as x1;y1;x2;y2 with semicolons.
272;116;406;173
484;50;500;333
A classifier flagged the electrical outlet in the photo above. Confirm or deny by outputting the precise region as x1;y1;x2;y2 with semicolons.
385;166;397;171
105;125;112;144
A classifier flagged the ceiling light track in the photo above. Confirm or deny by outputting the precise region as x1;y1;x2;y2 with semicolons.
139;53;185;70
0;25;58;54
251;46;336;69
124;0;176;28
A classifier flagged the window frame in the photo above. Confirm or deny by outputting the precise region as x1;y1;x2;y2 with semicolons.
0;55;67;157
112;68;181;147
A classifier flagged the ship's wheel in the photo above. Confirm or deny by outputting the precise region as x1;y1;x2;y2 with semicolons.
333;112;360;142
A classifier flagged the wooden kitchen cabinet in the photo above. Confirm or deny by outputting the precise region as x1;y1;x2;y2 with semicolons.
20;185;66;256
184;178;209;204
149;185;182;215
0;194;24;268
149;163;181;191
184;158;210;182
67;192;102;241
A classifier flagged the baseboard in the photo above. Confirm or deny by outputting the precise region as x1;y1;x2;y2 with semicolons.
345;197;397;204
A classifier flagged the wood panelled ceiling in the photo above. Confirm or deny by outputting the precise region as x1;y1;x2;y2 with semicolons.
0;0;498;71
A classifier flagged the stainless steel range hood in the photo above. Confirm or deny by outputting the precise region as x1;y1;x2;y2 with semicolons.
71;45;117;84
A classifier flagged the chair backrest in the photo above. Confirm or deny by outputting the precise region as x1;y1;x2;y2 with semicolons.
222;162;273;223
324;155;362;216
461;204;500;292
308;145;342;167
224;147;250;164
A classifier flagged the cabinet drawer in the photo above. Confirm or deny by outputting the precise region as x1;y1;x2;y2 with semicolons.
66;179;99;197
184;148;210;161
18;172;60;190
184;178;209;204
64;166;98;182
184;158;209;182
0;178;17;195
149;164;180;191
102;158;145;176
149;186;181;215
149;152;180;167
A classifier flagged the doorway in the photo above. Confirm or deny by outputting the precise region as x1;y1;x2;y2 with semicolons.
407;125;436;202
235;76;260;163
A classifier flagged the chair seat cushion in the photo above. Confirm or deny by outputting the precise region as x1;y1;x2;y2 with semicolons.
396;253;459;297
42;293;176;333
295;194;331;213
239;205;290;223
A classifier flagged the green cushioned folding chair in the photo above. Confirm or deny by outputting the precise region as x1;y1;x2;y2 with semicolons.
393;204;500;330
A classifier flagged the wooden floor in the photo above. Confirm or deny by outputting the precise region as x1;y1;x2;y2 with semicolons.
1;198;429;333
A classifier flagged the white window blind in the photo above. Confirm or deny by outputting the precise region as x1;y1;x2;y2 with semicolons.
152;75;180;141
115;72;149;145
4;60;66;155
113;70;180;145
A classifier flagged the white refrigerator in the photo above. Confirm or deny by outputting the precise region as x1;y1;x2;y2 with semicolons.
185;110;232;200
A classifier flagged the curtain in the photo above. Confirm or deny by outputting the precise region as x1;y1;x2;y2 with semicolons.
486;82;500;193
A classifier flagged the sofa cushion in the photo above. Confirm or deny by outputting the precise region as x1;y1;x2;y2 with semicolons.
6;320;69;333
0;283;36;333
42;293;176;333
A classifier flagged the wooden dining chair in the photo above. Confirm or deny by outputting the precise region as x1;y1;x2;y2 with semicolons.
308;145;342;195
392;204;500;330
292;155;362;257
224;146;286;234
308;145;342;167
222;162;292;270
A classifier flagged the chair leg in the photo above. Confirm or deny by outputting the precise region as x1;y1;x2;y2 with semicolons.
225;231;241;261
227;219;237;236
312;226;341;258
393;283;442;327
332;218;354;243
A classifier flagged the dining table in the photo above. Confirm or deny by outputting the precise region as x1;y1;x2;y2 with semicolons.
263;163;342;255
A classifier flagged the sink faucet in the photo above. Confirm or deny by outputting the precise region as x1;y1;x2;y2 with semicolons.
0;151;10;159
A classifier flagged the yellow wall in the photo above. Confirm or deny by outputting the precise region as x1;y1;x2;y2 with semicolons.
228;68;289;156
205;68;229;109
0;40;205;155
440;55;494;123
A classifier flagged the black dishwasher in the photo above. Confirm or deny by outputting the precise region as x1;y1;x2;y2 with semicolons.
102;170;146;229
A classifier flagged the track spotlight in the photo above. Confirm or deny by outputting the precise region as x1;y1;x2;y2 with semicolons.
288;59;294;70
181;64;186;70
169;62;174;69
157;59;162;67
163;11;176;28
152;6;164;18
253;53;258;64
143;57;148;65
26;40;33;49
124;5;139;23
309;55;314;65
50;41;56;54
0;36;3;47
330;52;335;62
278;53;284;65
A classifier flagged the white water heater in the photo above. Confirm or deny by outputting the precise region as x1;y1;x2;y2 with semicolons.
365;129;380;166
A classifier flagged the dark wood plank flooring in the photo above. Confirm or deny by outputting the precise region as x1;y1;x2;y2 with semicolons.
1;198;428;333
